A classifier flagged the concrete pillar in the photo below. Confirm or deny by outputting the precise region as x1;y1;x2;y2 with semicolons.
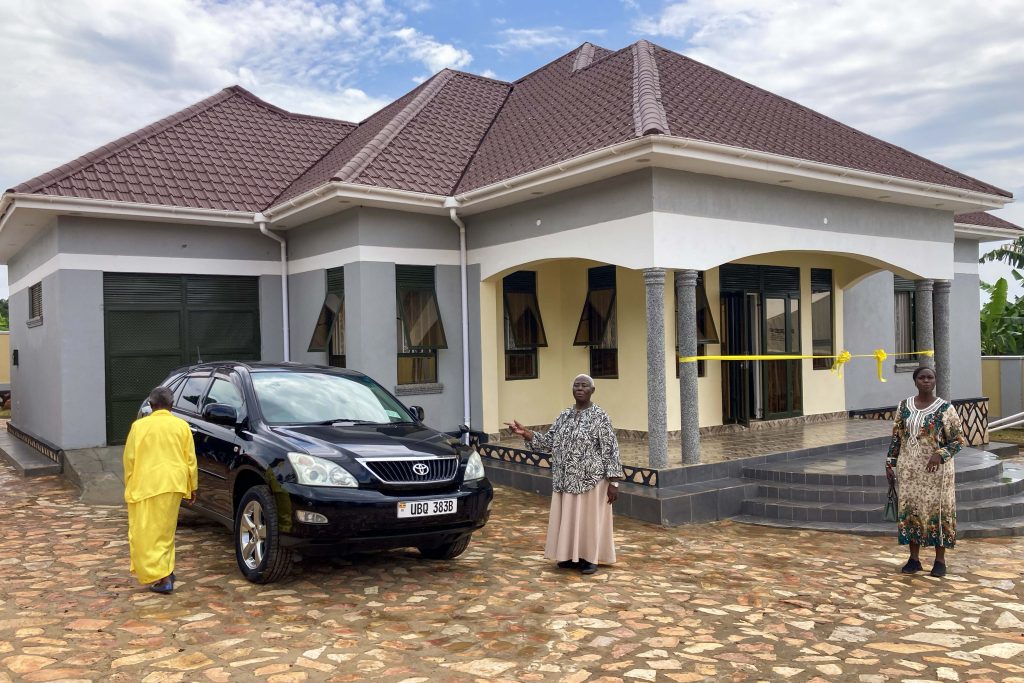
676;270;700;465
934;279;952;400
915;279;934;370
643;268;668;468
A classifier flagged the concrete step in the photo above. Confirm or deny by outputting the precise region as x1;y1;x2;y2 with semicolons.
730;514;1024;538
981;441;1020;458
0;431;61;477
741;490;1024;525
755;464;1024;505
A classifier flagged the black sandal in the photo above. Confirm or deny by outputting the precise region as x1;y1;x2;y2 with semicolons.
930;561;947;578
901;558;922;574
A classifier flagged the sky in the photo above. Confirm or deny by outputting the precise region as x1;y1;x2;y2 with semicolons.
1;0;1022;299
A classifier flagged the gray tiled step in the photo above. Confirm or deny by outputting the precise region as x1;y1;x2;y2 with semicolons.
0;432;61;477
742;491;1024;524
730;514;1024;538
742;449;1004;487
756;466;1024;504
981;441;1020;458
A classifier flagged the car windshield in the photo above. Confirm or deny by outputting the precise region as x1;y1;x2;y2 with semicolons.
251;371;413;425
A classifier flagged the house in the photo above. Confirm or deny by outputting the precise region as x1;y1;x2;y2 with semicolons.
0;40;1017;468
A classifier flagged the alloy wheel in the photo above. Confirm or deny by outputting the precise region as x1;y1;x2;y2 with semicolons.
239;499;266;570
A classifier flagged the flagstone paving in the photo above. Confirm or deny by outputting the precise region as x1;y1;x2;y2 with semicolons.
2;461;1024;683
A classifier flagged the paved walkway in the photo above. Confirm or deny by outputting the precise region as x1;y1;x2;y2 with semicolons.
494;419;894;468
2;462;1024;682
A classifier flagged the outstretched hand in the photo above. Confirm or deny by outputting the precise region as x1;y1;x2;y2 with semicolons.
504;420;533;441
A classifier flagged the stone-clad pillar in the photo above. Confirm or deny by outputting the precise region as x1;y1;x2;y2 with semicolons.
676;270;700;465
933;279;952;400
643;268;668;468
915;279;935;369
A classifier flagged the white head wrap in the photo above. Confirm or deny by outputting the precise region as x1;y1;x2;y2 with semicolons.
572;373;594;389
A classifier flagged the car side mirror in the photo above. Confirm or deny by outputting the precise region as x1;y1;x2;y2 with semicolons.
203;403;239;427
410;405;425;422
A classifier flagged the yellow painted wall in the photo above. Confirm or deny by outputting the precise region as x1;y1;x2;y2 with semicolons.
0;333;9;386
981;358;1001;418
483;255;866;434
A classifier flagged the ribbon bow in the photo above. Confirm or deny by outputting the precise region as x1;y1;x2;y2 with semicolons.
873;348;888;383
830;350;852;377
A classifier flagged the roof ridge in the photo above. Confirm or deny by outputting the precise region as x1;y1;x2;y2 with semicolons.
12;88;238;194
334;70;456;184
227;85;355;127
632;40;670;137
572;43;596;72
652;45;1010;198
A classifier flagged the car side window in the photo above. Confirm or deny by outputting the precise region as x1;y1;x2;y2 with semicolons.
176;375;211;414
203;378;245;414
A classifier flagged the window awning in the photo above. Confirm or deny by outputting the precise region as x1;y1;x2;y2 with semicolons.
307;292;343;353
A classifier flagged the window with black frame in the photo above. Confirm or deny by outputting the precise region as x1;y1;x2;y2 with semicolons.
674;271;719;378
396;265;447;385
573;265;617;378
811;268;833;370
893;275;917;371
307;267;346;367
28;282;43;325
503;271;547;380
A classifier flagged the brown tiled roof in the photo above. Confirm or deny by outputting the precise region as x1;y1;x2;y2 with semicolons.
955;212;1023;231
11;41;1012;215
456;45;636;193
653;46;1010;198
10;86;355;212
276;70;510;202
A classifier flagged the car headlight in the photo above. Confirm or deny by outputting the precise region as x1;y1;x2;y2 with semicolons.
464;449;485;481
287;452;358;487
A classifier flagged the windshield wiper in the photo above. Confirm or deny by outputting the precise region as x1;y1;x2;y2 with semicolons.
310;418;384;426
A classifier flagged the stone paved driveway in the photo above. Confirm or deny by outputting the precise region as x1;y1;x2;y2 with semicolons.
2;462;1024;683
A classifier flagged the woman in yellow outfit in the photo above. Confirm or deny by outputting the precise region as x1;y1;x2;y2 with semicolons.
123;386;198;593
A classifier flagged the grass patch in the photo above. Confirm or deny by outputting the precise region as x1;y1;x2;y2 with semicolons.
992;427;1024;447
0;409;9;419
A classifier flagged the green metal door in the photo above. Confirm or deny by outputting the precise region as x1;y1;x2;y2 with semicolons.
104;274;260;444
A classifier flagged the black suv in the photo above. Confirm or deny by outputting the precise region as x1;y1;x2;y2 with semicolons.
140;362;492;583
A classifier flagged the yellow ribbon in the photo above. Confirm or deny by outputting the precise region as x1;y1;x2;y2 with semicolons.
677;349;935;384
830;350;852;377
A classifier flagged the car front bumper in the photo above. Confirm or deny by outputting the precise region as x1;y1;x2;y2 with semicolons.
277;479;493;555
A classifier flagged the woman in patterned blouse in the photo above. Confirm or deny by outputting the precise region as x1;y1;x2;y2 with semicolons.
505;374;623;575
885;366;967;578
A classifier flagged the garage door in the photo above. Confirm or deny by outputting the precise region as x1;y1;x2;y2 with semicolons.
104;274;261;443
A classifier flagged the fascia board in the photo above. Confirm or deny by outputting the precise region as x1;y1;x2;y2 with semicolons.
5;193;254;226
264;183;447;225
954;223;1023;242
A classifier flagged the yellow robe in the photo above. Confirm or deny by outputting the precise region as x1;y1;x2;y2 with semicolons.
123;410;198;584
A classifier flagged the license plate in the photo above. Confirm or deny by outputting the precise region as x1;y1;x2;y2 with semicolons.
397;498;457;518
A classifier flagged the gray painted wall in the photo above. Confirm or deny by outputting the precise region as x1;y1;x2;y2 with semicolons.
56;216;281;261
287;209;360;260
260;275;285;362
287;206;458;260
951;272;983;398
467;170;655;249
10;269;106;449
653;168;950;244
7;222;58;283
344;261;396;385
1000;359;1024;419
467;263;484;433
288;269;328;366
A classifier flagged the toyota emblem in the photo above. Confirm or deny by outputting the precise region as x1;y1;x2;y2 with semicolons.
412;463;430;476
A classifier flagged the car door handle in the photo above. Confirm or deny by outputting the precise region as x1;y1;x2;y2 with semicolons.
189;426;198;433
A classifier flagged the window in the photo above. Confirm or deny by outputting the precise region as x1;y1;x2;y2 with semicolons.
573;265;618;378
675;272;720;378
202;377;245;415
396;265;447;385
503;271;547;380
175;374;212;414
308;267;345;368
811;269;833;370
894;275;916;371
28;282;43;325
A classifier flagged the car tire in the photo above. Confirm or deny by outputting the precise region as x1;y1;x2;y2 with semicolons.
418;534;472;560
234;485;293;583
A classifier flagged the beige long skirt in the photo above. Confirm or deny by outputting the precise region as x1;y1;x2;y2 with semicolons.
544;480;616;565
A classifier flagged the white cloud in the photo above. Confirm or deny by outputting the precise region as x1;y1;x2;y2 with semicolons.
491;26;607;54
391;27;473;73
0;0;469;191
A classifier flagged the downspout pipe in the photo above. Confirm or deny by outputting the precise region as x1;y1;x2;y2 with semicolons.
254;212;290;362
444;197;472;444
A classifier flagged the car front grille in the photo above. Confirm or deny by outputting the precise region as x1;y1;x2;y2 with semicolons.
359;457;459;485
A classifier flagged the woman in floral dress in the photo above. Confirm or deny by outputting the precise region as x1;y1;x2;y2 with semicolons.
886;366;967;577
505;374;623;575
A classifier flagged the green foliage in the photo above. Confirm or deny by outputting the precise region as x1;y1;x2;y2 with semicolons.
980;277;1024;355
980;235;1024;281
0;298;6;331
